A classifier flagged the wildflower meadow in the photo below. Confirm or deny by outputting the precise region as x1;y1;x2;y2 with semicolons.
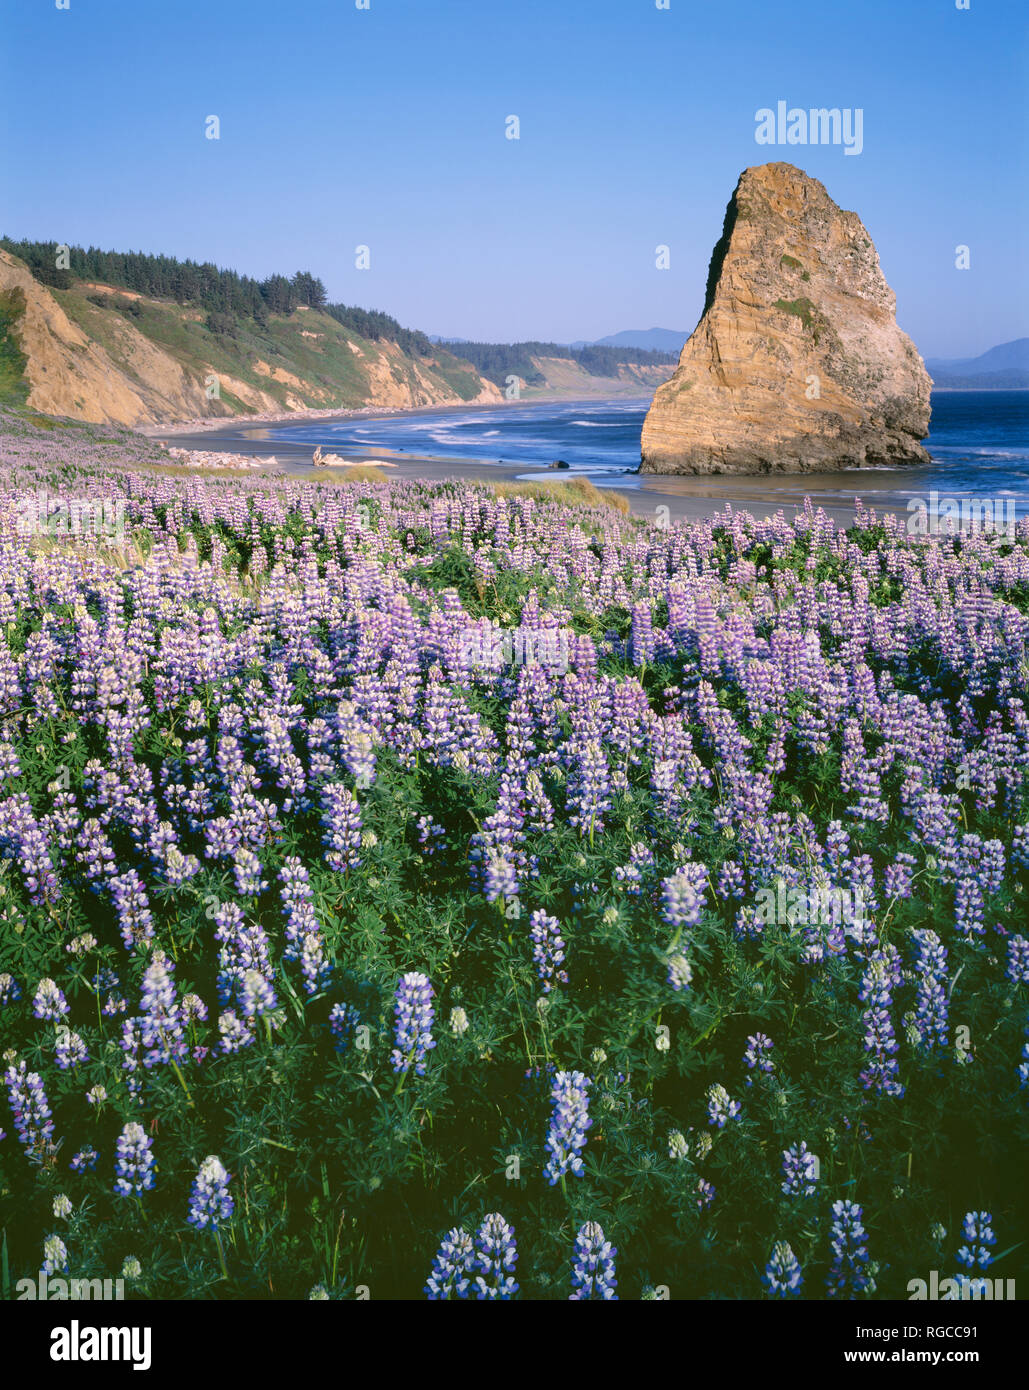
0;410;1026;1302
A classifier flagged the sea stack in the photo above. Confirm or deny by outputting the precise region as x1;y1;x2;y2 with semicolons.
639;163;931;475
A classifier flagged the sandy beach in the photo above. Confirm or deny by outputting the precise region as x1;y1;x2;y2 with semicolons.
141;403;964;531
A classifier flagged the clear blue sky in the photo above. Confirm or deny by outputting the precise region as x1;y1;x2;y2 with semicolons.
2;0;1026;357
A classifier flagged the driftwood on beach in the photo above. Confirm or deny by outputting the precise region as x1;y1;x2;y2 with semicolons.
312;445;349;467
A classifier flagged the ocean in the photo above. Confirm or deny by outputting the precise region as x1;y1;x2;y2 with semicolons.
269;390;1029;508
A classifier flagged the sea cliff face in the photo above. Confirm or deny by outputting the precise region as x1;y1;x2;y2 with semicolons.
640;163;932;475
0;249;500;427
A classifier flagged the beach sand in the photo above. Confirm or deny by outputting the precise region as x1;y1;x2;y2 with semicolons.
145;407;943;530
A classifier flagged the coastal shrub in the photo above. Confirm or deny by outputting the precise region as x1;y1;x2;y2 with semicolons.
491;477;631;514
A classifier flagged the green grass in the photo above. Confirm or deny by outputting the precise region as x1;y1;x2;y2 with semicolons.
55;286;479;413
773;296;826;344
490;477;631;514
0;288;29;405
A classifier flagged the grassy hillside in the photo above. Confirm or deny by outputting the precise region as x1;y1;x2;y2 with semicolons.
56;285;489;412
0;240;497;423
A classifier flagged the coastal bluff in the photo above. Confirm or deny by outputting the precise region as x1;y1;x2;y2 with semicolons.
639;163;931;475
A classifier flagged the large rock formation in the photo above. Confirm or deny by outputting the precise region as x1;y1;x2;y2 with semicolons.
640;163;931;474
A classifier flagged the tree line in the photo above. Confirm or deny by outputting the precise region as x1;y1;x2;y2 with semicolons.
0;237;332;322
439;339;676;387
0;238;677;375
1;236;444;355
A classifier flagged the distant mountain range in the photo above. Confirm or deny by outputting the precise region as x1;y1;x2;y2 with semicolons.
925;339;1029;389
568;328;689;353
434;328;689;353
592;328;689;352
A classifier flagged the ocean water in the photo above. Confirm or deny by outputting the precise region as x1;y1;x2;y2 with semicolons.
269;398;650;477
269;390;1028;502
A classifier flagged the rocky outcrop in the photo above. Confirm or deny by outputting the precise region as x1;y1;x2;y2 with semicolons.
640;163;931;474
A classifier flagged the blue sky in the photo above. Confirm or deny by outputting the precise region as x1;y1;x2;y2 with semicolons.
2;0;1026;356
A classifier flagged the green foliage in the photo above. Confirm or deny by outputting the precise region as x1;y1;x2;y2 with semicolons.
436;339;676;389
0;288;29;404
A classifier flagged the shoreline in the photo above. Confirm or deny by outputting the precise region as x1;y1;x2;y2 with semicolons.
136;390;665;440
135;394;1023;531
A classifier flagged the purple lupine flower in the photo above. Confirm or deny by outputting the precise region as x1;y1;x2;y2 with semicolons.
32;978;69;1022
883;852;916;901
566;738;612;841
716;859;745;901
706;1083;742;1128
416;816;446;855
763;1241;803;1298
182;994;208;1025
4;1061;55;1162
614;842;654;895
630;601;655;667
473;1213;519;1301
569;1222;617;1300
70;1146;98;1172
954;876;986;939
218;1010;254;1054
1007;936;1029;986
1013;823;1029;872
910;930;949;1052
529;909;568;993
139;953;186;1067
19;825;60;904
109;869;154;952
743;1033;775;1084
187;1155;234;1231
42;1234;68;1277
390;972;436;1076
543;1070;592;1185
239;969;277;1020
781;1141;819;1197
956;1211;996;1271
858;949;905;1098
328;1002;361;1052
666;952;693;991
425;1227;474;1300
232;848;267;898
114;1122;155;1196
0;972;20;1006
481;850;519;905
696;1178;717;1210
54;1029;88;1071
119;1017;143;1100
214;902;272;1008
321;783;362;872
278;857;329;994
660;862;707;930
826;1199;871;1298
